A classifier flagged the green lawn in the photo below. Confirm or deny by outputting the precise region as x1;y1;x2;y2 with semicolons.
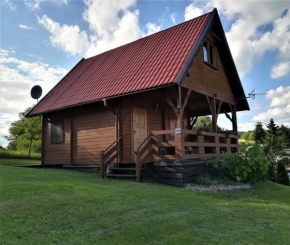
0;159;289;245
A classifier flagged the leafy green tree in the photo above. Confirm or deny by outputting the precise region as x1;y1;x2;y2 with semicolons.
253;121;266;144
5;107;42;156
278;124;290;148
242;132;254;141
193;116;223;132
276;161;289;186
267;118;279;136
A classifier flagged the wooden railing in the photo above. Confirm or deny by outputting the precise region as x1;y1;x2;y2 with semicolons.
134;129;238;181
100;136;122;178
134;133;155;182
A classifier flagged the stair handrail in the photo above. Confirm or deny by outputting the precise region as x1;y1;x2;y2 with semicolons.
100;136;123;178
134;133;154;182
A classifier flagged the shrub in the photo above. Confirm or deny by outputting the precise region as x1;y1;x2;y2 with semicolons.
196;174;213;186
216;144;271;183
276;161;289;186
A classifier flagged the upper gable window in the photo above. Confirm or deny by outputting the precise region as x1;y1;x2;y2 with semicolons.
203;42;216;68
51;121;64;144
203;42;208;62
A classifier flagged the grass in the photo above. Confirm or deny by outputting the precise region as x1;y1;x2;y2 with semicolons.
0;158;41;166
0;159;290;245
0;150;41;160
238;139;255;145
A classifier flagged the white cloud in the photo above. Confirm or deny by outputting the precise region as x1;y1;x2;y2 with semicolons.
184;5;204;21
184;1;290;78
3;0;16;11
252;86;290;124
271;61;290;79
253;106;290;124
24;0;67;11
37;15;90;56
19;24;37;30
170;13;177;24
24;0;42;11
37;0;161;57
0;50;67;144
145;23;161;36
267;86;290;107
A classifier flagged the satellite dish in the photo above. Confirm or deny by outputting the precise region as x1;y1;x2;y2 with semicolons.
31;85;42;101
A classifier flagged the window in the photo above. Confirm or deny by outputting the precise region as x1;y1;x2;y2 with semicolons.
203;42;208;62
203;41;216;68
51;121;64;144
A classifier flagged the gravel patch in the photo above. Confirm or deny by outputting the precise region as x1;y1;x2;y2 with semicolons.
184;183;251;192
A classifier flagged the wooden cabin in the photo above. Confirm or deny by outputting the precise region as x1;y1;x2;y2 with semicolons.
27;9;249;184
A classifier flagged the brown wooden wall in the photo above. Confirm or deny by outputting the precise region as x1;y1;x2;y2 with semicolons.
43;117;71;165
72;107;116;164
43;103;116;165
182;33;235;104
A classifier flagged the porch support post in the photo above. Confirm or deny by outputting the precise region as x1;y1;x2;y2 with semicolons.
103;99;121;162
230;104;238;133
206;96;217;133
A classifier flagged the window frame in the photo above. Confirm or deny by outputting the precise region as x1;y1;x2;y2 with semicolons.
203;41;217;69
51;120;64;144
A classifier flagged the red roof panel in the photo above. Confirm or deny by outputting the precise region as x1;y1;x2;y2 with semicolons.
28;12;212;116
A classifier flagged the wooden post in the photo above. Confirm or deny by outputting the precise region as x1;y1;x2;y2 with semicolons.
70;116;74;165
135;150;141;182
41;116;45;165
100;150;104;178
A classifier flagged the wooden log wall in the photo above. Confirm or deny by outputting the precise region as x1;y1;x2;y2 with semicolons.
146;160;228;187
182;33;235;105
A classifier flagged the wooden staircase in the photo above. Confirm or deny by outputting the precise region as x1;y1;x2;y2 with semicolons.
104;162;145;179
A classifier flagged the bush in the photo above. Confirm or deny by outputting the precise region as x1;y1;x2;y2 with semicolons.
216;144;271;183
276;161;289;186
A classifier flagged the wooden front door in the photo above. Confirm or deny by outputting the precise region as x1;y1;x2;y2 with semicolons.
133;108;148;151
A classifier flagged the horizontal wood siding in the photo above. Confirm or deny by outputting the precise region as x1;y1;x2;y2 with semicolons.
182;33;235;104
43;117;71;165
122;97;132;162
73;106;115;164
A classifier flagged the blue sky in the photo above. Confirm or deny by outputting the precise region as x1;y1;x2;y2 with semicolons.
0;0;290;147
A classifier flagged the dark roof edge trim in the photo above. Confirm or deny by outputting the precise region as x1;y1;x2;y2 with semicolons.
25;58;85;118
215;14;250;110
175;8;217;86
27;83;177;117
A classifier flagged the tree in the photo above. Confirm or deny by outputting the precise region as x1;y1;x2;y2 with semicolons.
192;116;223;132
5;107;42;156
278;124;290;148
242;132;254;141
267;118;278;136
253;121;266;144
276;161;289;186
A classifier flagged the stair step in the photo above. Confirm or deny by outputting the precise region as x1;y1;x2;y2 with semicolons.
106;174;136;178
109;167;136;171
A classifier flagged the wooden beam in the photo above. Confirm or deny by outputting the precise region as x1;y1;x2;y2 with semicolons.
41;116;45;165
70;116;74;165
103;99;117;115
181;89;192;116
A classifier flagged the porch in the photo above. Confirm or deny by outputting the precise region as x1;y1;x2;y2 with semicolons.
100;86;239;182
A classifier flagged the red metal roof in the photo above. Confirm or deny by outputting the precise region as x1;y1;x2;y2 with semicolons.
28;11;212;116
